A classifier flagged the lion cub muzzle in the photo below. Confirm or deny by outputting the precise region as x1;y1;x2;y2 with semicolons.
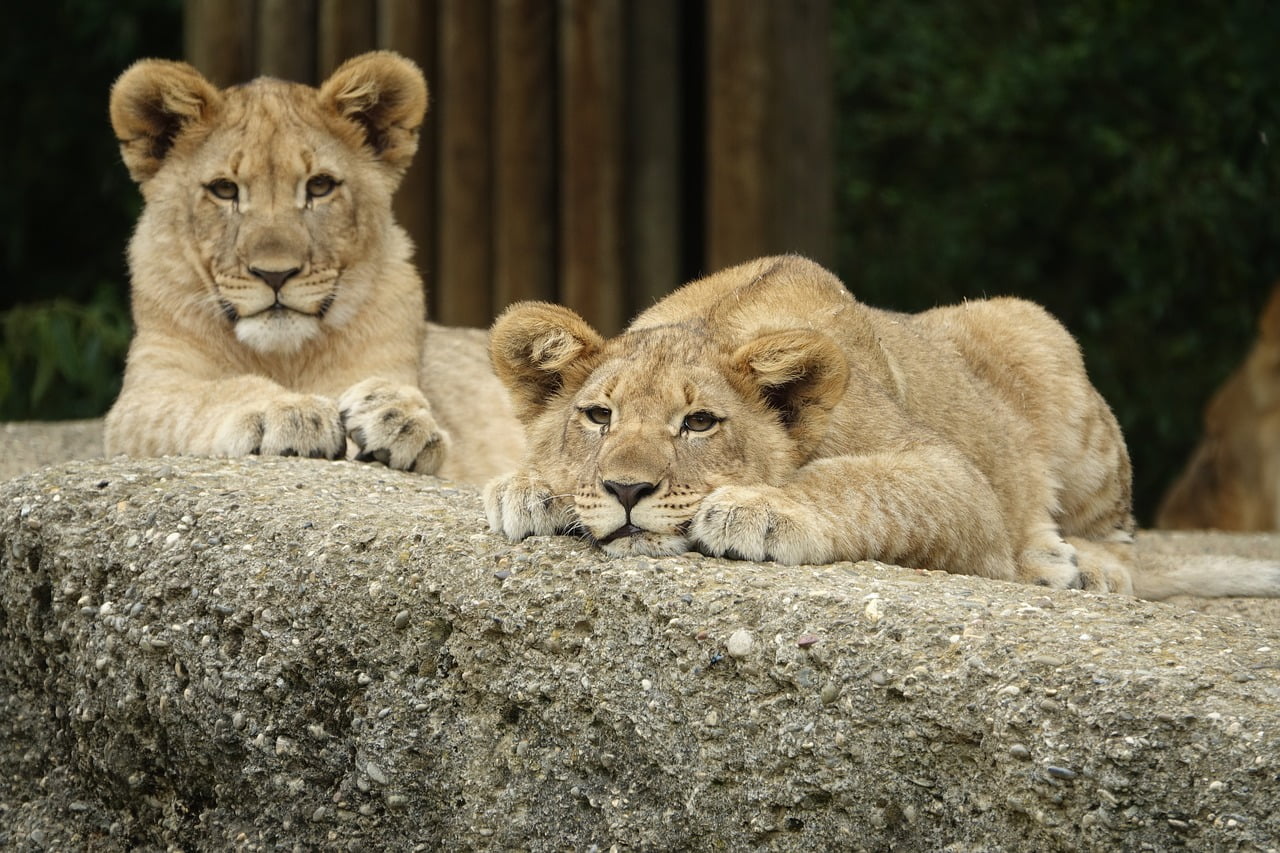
228;217;326;317
243;264;314;317
596;479;659;543
603;479;658;511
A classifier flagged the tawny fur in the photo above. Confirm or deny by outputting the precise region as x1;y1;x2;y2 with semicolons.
486;255;1280;599
1157;282;1280;531
103;51;522;483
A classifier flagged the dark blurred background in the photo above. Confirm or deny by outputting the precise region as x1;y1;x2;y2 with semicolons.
2;0;1278;524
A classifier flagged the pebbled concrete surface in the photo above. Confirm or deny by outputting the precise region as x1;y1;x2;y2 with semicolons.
0;439;1278;850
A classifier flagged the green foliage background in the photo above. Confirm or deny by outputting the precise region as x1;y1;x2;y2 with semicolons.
3;1;1278;522
0;0;180;420
832;1;1280;521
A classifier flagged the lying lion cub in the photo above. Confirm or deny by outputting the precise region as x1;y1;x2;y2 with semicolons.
486;255;1280;599
104;51;521;484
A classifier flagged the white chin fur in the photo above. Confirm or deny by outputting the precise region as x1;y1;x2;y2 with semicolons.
600;532;690;558
235;313;322;354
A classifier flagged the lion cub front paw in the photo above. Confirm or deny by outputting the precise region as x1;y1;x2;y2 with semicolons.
692;485;828;565
484;471;574;541
339;379;450;474
1019;537;1085;590
217;394;347;459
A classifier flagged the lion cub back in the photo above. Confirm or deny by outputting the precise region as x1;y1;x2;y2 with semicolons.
630;255;857;339
912;298;1134;540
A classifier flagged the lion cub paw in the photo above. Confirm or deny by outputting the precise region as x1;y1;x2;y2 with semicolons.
216;394;346;459
692;485;827;565
484;471;575;541
1067;540;1135;595
1019;538;1085;590
339;378;449;474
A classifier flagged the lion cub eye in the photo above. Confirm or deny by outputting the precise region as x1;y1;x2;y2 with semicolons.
305;174;339;199
581;406;612;426
681;411;720;433
206;179;239;201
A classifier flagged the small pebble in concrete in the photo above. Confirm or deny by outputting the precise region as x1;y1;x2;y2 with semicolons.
726;629;753;658
365;761;389;785
863;598;884;622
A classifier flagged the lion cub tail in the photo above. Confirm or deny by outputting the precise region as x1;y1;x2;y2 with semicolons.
1130;550;1280;601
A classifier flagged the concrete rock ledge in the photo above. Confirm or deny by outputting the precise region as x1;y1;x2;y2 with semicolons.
2;456;1280;851
0;418;103;481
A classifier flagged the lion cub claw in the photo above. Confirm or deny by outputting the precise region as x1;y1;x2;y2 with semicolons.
338;378;449;474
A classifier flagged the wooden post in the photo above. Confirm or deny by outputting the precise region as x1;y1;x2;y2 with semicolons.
706;0;769;272
318;0;376;78
493;0;557;312
378;0;438;315
435;0;494;328
560;0;625;334
624;0;686;315
772;0;833;265
706;0;833;273
184;0;255;86
257;0;318;84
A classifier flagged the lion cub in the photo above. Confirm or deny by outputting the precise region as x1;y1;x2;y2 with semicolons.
485;255;1280;599
104;51;521;484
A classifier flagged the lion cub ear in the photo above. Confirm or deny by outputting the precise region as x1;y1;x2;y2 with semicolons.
320;51;428;175
109;60;221;184
733;330;850;455
490;303;606;421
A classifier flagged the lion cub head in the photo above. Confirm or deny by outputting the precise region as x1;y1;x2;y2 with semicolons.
490;303;849;557
110;52;426;354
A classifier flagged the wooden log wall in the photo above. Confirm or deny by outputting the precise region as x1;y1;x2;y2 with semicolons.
183;0;832;334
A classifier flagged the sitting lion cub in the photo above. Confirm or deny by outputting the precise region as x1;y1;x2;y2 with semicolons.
485;255;1280;599
103;51;521;484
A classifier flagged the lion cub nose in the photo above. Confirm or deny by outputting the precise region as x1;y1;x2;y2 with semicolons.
249;266;302;292
602;480;658;511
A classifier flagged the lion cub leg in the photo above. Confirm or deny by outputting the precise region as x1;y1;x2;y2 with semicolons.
691;448;1020;579
338;378;450;474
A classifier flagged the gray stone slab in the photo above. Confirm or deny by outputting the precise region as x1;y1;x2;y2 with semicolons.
1;455;1279;850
